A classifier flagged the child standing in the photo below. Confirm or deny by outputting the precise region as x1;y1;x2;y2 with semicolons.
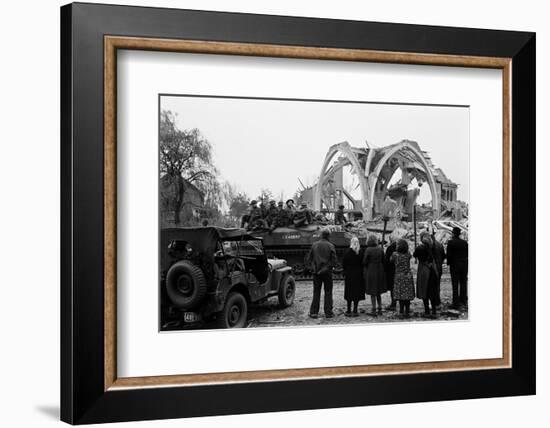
391;239;415;317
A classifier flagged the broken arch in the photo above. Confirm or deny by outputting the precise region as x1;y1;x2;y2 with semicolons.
313;140;451;220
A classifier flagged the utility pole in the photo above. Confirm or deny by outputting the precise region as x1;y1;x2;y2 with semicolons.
413;204;418;263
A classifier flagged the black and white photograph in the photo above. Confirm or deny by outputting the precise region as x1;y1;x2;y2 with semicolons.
159;95;469;330
0;0;542;426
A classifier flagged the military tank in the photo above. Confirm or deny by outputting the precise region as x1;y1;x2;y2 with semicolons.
251;224;365;280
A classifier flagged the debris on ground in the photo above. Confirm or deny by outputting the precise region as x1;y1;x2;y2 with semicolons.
248;274;468;327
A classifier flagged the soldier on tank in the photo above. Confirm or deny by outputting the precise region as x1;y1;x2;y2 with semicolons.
334;205;348;226
258;201;267;219
314;210;330;225
240;214;250;229
248;200;261;221
284;199;296;224
293;202;313;227
247;200;267;231
265;200;281;233
265;200;279;227
273;201;290;227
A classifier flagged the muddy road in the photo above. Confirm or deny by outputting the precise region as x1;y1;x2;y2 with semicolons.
247;270;467;328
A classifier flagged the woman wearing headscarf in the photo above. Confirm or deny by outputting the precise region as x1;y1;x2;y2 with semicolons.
342;236;365;316
391;239;415;318
413;232;440;317
363;234;387;316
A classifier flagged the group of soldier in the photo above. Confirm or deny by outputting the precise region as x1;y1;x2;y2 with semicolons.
241;199;350;231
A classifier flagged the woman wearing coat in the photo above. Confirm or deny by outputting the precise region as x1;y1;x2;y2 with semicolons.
363;234;387;316
342;236;365;317
431;235;446;307
391;239;415;318
384;235;397;310
413;232;440;317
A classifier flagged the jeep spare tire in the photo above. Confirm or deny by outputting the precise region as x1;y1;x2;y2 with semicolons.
166;260;207;310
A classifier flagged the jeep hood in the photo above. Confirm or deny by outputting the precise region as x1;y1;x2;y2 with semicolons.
267;258;287;270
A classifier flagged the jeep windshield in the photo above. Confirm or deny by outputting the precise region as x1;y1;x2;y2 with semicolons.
227;240;264;257
220;239;265;259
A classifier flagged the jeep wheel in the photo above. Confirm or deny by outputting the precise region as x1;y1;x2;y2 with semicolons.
219;292;248;328
278;275;296;308
166;260;207;310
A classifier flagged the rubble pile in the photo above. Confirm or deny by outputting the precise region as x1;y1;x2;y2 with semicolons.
344;215;468;245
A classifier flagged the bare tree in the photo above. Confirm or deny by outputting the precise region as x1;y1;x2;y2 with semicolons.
258;188;274;204
160;110;217;225
221;182;250;226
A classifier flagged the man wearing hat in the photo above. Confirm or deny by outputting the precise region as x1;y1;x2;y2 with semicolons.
285;199;296;211
446;226;468;309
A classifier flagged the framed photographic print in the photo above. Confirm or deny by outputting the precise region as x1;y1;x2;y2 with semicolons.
60;2;536;424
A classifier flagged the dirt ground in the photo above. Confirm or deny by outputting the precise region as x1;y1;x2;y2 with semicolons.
248;269;467;327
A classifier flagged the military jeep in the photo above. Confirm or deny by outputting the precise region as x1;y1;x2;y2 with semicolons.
160;227;296;329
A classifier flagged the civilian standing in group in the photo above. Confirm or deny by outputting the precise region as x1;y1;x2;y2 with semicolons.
446;226;468;309
306;229;337;319
413;232;440;317
342;236;365;317
384;235;397;310
363;234;387;316
431;232;446;307
391;239;415;318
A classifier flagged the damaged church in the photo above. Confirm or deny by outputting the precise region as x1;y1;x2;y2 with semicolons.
300;139;465;221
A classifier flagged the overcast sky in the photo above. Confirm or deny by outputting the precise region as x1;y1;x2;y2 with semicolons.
161;95;469;204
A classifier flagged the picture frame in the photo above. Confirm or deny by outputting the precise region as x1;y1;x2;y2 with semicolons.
60;2;535;424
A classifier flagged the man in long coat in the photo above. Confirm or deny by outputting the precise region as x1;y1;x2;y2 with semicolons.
413;233;439;317
446;227;468;308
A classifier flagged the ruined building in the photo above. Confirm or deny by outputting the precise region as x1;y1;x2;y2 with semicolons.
304;140;459;221
160;175;205;227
